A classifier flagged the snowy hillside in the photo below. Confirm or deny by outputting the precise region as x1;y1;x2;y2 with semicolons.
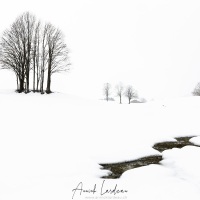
0;93;200;199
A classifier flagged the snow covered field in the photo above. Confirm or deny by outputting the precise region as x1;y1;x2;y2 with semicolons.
0;92;200;199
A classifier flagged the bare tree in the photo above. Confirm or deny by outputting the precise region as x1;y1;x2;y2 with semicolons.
0;18;25;92
116;82;124;104
103;83;111;101
193;82;200;96
0;12;35;93
124;85;137;104
45;23;69;94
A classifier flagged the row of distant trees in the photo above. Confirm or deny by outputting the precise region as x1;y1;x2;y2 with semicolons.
0;12;70;94
103;82;143;104
104;81;200;103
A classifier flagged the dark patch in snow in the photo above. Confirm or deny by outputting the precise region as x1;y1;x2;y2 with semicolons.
100;155;162;179
100;136;200;179
153;136;200;152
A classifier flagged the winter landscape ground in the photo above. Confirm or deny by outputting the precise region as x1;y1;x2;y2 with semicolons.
0;90;200;200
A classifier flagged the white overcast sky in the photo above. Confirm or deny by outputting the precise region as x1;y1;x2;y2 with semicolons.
0;0;200;100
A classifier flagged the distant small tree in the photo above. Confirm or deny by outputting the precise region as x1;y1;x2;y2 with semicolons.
124;85;137;104
103;83;111;101
193;82;200;96
116;82;124;104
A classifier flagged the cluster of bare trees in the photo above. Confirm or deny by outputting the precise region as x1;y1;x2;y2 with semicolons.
103;82;138;104
0;12;70;94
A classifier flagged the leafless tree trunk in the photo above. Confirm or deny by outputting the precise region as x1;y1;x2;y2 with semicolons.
25;13;35;92
40;25;48;94
32;22;40;92
103;83;111;101
16;74;19;90
116;82;124;104
36;25;41;92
